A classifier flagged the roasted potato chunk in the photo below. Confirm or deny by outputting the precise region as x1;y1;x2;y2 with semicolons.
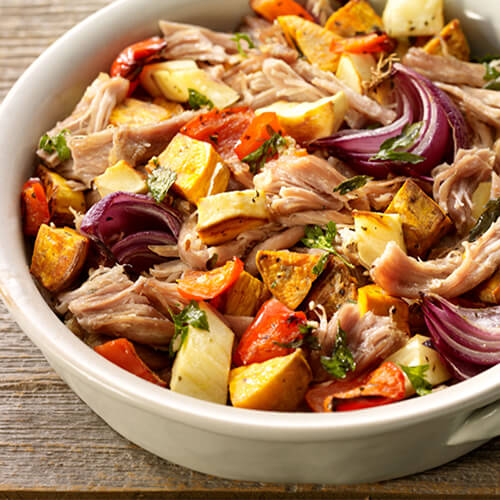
30;224;89;293
475;269;500;304
423;19;470;61
221;271;271;317
325;0;383;37
306;255;357;317
256;250;321;309
109;98;171;127
94;160;147;197
385;179;452;258
37;166;86;226
358;284;409;333
229;349;312;411
278;15;340;72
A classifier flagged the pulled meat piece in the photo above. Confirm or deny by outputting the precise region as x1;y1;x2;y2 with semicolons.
371;219;500;298
403;48;486;87
254;154;369;219
141;278;188;316
57;266;174;345
37;74;129;168
433;148;495;234
360;177;407;211
159;20;239;63
302;0;334;25
313;302;407;381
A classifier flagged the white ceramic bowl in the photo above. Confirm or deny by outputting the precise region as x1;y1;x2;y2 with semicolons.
0;0;499;485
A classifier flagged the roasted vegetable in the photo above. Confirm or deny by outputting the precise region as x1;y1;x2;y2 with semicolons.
386;334;451;395
382;0;444;38
385;179;452;258
358;284;409;333
170;302;234;404
197;190;269;245
140;60;197;97
251;0;314;22
229;349;312;411
94;338;166;387
37;166;86;226
277;15;340;72
423;19;470;61
221;271;270;316
353;211;406;268
256;250;322;309
152;133;230;205
30;224;89;293
93;160;147;198
233;298;307;366
109;97;171;126
177;257;244;300
305;255;357;318
21;178;50;236
325;0;383;37
152;97;184;116
475;269;500;304
255;94;348;143
336;53;376;94
330;33;396;55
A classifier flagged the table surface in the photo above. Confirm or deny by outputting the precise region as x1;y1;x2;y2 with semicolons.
0;1;499;498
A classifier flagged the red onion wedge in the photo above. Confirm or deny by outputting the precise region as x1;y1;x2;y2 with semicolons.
80;192;182;272
422;294;500;380
310;63;469;179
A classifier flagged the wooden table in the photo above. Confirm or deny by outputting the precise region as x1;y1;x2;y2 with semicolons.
0;1;499;498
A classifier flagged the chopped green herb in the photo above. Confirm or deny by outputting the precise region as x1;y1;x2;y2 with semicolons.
147;165;177;203
231;32;255;58
169;300;209;357
206;253;219;270
39;129;71;161
273;323;321;350
188;88;214;110
481;58;500;89
241;126;287;174
399;364;432;396
301;221;353;269
273;338;304;349
334;175;373;195
370;122;425;164
270;280;277;289
151;156;160;168
312;253;329;276
468;197;500;242
320;324;356;379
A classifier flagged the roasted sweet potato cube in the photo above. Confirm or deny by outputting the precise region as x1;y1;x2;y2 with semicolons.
423;19;470;61
385;179;452;258
278;15;340;72
221;271;271;317
256;250;321;309
305;255;357;317
30;224;89;293
358;284;409;333
37;165;86;226
475;269;500;304
109;98;171;126
325;0;383;37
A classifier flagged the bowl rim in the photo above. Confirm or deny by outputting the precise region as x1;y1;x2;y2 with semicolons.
0;0;499;442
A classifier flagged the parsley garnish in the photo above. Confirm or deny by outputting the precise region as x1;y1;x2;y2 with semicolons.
370;122;425;164
468;197;500;242
273;323;321;350
206;253;218;270
312;253;329;276
334;175;373;195
301;221;353;269
241;126;286;174
169;300;209;357
187;89;214;110
231;32;255;58
399;364;432;396
39;129;71;161
147;165;177;203
320;324;356;379
481;58;500;90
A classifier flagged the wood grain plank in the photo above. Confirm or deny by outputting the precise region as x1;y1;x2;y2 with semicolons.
0;0;499;496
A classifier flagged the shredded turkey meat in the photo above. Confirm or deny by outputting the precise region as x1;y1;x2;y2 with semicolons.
57;266;175;346
371;219;500;299
433;148;495;234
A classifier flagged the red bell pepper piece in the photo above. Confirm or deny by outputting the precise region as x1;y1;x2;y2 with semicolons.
110;36;168;95
306;361;406;412
234;112;284;161
21;178;50;236
95;338;166;387
177;257;244;301
233;298;307;366
330;32;397;55
250;0;315;23
180;107;255;161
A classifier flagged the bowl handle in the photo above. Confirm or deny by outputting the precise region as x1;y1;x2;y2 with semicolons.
447;400;500;446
